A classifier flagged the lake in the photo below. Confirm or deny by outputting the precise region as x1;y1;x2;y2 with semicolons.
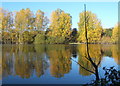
1;44;120;84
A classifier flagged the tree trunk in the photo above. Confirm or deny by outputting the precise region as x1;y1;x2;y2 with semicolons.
95;68;99;81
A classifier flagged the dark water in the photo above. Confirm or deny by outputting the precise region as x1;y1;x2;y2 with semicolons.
2;44;120;84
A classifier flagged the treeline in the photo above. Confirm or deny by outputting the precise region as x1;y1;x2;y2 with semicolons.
0;8;118;44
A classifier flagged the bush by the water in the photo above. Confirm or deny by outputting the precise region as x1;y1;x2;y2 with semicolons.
87;67;120;86
46;36;65;44
34;33;45;44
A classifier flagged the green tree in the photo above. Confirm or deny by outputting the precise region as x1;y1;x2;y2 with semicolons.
77;11;103;43
103;28;112;37
22;31;33;44
70;28;78;43
34;10;49;44
34;32;45;44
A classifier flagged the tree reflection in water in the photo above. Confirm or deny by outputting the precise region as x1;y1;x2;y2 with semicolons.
77;44;103;76
2;44;49;78
2;44;119;81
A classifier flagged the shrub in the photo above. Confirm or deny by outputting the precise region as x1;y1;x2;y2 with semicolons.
46;36;65;44
34;33;45;44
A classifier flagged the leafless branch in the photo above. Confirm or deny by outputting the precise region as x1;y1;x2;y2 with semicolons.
71;57;95;74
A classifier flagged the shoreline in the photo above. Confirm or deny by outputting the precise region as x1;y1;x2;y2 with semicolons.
69;42;117;45
0;42;118;45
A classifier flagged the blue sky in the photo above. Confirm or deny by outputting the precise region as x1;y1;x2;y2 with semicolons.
2;2;118;28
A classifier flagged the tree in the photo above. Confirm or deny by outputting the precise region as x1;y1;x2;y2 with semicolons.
77;11;102;43
15;8;34;44
103;28;113;37
34;32;45;44
10;29;19;44
35;10;49;31
0;8;14;44
22;31;33;44
0;8;13;31
70;28;78;43
71;5;102;82
100;28;113;44
34;10;49;44
112;24;118;43
46;8;72;44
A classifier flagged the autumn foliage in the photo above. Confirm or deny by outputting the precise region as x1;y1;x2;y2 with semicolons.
0;8;118;44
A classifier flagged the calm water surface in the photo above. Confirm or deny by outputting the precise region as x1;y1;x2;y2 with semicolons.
2;44;120;84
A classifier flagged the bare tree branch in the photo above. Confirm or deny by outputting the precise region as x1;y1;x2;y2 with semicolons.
97;56;102;66
71;58;95;74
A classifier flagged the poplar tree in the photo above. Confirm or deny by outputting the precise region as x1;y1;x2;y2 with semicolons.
112;24;118;43
47;9;72;44
15;8;33;44
78;11;103;43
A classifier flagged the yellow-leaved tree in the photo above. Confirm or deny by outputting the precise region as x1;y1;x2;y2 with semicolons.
34;9;49;44
15;8;34;44
112;24;118;43
77;11;103;43
46;8;72;44
0;8;13;44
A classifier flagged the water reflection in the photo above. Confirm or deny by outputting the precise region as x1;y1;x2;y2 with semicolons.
2;45;49;78
2;44;120;84
77;44;103;76
46;45;72;78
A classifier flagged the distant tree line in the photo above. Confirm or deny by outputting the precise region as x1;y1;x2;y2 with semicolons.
0;8;118;44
